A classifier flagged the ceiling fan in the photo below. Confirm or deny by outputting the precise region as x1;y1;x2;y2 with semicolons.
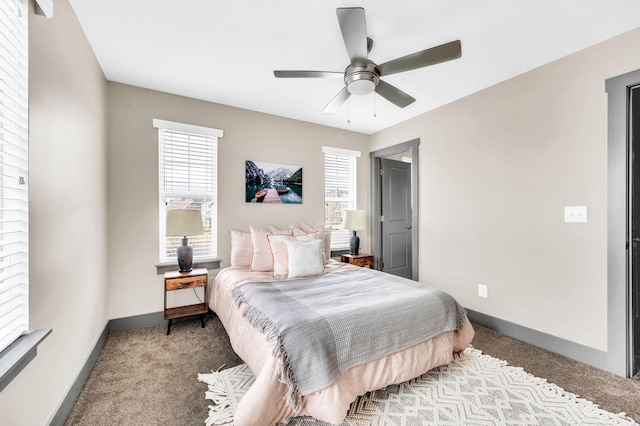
273;7;462;113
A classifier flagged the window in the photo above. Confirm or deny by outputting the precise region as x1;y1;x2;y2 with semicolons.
154;119;223;264
323;146;361;250
0;0;28;353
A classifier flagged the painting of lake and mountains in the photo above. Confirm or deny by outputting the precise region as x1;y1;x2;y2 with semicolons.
246;160;302;203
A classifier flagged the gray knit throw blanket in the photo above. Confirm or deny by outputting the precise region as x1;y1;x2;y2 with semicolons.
232;266;467;411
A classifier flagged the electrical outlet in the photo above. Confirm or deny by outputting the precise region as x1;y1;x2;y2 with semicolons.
478;284;488;298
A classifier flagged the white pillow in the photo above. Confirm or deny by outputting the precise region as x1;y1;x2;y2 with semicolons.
285;239;324;278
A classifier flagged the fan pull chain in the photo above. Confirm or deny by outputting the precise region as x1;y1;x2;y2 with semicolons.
373;93;377;118
347;97;351;123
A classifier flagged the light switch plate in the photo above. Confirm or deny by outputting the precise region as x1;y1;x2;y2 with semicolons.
478;284;488;298
564;206;588;223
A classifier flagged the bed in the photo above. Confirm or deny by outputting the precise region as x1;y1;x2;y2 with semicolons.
210;253;474;426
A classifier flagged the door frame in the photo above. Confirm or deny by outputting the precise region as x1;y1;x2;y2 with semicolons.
606;68;640;377
370;138;420;280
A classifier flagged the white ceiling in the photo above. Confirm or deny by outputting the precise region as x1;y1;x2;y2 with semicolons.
68;0;640;135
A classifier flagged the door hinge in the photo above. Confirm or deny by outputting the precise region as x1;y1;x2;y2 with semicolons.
380;215;384;222
379;261;384;270
380;168;384;176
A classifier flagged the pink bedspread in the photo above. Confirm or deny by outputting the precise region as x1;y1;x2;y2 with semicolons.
209;262;474;426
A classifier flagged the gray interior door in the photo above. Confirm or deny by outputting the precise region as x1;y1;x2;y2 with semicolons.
631;84;640;378
381;158;412;278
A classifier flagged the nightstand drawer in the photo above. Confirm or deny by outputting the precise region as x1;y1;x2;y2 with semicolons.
165;274;207;291
341;253;374;269
351;257;373;267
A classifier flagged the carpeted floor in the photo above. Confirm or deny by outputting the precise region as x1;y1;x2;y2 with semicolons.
64;313;640;425
64;313;243;426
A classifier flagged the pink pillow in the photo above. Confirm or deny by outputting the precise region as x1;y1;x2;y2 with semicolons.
290;225;307;237
268;233;319;277
230;230;252;266
250;226;274;272
268;225;292;236
299;221;316;234
296;222;331;264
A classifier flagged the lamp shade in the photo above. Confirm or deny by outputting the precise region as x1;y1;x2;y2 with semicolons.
341;210;366;231
166;209;203;237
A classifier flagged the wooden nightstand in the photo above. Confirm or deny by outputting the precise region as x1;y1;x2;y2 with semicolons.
164;268;208;335
341;253;374;269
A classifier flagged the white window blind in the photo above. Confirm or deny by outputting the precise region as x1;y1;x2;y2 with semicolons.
0;0;28;353
323;146;360;250
154;119;223;263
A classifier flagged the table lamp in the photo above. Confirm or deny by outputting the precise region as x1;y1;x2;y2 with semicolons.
342;210;366;255
166;209;204;273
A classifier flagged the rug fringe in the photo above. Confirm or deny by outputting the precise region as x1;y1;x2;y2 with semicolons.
198;370;235;426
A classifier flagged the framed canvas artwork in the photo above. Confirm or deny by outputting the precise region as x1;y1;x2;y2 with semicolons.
245;160;302;204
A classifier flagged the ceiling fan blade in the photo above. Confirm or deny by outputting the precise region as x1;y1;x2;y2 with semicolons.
375;80;415;108
322;86;351;113
274;70;344;79
336;7;368;66
378;40;462;77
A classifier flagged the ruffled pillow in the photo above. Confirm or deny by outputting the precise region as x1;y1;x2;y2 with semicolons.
299;221;317;234
268;225;293;236
294;221;332;263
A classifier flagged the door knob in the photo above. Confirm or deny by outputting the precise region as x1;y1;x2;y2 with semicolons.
406;225;412;229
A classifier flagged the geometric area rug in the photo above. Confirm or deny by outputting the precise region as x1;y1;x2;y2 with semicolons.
198;347;638;426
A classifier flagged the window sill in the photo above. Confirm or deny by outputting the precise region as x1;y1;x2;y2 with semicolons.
330;248;350;258
0;329;52;393
155;258;221;274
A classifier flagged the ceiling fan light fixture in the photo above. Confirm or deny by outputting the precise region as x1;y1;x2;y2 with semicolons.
272;8;462;112
347;79;375;95
345;62;379;96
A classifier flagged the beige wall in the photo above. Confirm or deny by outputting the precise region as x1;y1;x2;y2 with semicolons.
4;1;638;422
0;0;109;424
107;83;369;319
370;27;640;352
